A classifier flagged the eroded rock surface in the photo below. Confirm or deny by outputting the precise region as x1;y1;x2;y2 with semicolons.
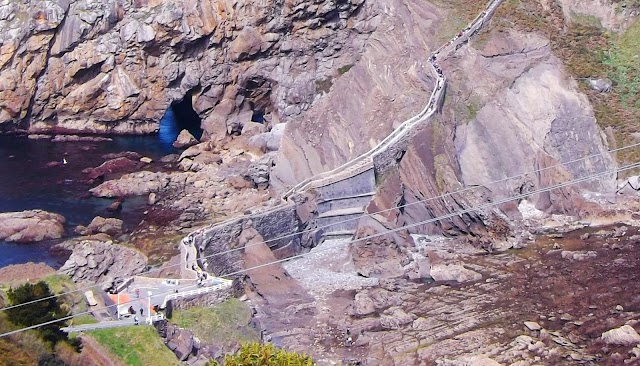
75;216;124;236
0;210;65;243
173;130;198;149
274;219;640;365
57;236;147;290
0;0;376;136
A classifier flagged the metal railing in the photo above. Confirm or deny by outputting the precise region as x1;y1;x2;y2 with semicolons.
161;281;233;308
187;0;506;266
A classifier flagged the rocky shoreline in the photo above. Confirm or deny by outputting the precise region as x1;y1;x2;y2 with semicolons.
1;126;279;282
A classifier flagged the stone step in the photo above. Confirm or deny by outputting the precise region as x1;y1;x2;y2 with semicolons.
317;192;374;215
317;207;365;219
322;230;355;239
317;192;375;204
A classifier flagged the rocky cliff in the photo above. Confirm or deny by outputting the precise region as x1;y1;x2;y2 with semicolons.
0;0;376;135
272;0;618;239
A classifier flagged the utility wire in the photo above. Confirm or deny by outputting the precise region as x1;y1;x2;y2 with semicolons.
1;161;637;338
0;142;636;313
0;0;628;312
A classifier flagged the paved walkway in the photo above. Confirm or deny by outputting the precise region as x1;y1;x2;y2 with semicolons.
65;0;508;337
190;0;506;269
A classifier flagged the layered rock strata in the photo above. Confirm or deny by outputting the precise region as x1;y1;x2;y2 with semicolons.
0;0;377;136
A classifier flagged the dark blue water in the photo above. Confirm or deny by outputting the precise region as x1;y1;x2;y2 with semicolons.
0;104;203;268
160;101;203;143
0;132;180;268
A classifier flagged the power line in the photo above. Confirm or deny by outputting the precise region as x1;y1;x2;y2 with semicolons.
0;0;626;312
0;141;636;313
1;161;637;338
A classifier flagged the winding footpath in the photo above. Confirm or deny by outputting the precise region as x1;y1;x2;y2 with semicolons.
62;0;506;337
189;0;506;274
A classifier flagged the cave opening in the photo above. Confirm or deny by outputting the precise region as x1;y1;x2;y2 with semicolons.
244;77;272;125
158;90;203;148
251;108;265;124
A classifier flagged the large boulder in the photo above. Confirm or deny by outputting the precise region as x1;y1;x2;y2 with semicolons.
351;216;412;278
82;157;138;180
0;210;65;243
89;171;170;197
75;216;124;236
602;325;640;346
163;323;196;361
173;130;198;149
57;237;147;290
430;263;482;283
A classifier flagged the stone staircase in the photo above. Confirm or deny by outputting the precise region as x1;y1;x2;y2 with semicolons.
311;167;376;243
188;0;506;272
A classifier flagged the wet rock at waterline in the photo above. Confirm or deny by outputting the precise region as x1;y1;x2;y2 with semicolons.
0;210;66;243
82;156;138;180
75;216;124;236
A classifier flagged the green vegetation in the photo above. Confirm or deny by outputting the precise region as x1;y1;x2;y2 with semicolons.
71;314;98;326
210;343;314;366
465;101;479;120
88;326;180;366
0;313;47;366
337;64;353;75
431;0;487;43
5;282;68;346
43;274;88;314
171;299;259;347
603;20;640;108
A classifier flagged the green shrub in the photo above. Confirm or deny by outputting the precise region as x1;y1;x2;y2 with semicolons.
5;281;68;346
211;342;314;366
338;64;353;75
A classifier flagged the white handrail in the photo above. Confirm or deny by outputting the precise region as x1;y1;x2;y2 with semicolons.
161;282;232;308
188;0;506;255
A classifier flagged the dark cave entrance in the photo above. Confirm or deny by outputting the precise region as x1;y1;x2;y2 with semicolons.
158;90;203;148
244;77;273;125
251;108;265;123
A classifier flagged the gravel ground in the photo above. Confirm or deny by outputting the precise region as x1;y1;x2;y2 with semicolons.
283;238;378;298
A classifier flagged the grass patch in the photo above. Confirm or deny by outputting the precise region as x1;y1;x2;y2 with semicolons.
430;0;487;44
465;101;480;121
337;64;353;75
43;274;88;314
603;20;640;107
70;314;98;326
88;326;179;366
170;299;259;348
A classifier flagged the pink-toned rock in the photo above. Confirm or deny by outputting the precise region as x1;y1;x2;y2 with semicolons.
173;129;198;149
75;216;124;236
82;157;138;179
89;171;170;197
0;210;66;243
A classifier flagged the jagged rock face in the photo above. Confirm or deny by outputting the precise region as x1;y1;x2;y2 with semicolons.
449;29;615;210
273;1;615;237
57;236;147;290
272;0;438;185
0;0;374;135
